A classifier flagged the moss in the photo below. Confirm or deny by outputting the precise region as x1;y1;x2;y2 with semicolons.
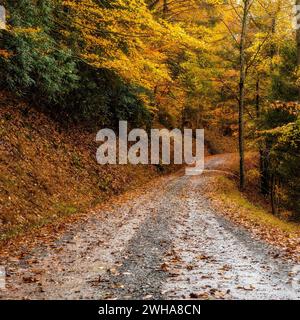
55;203;78;216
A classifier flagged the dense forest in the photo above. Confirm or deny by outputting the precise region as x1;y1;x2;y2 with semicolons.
0;0;300;220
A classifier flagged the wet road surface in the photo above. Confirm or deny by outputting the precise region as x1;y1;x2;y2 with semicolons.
0;155;299;300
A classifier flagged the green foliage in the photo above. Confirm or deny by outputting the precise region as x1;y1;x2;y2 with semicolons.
0;0;152;127
65;65;152;128
0;0;78;103
270;42;299;101
268;119;300;215
260;104;300;217
260;104;299;130
0;31;78;102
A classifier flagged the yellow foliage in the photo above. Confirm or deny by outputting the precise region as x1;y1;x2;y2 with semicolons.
62;0;206;92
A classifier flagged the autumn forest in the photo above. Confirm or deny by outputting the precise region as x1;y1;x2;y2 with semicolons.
0;0;300;301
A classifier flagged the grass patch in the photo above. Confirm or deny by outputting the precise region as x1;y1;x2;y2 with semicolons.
55;203;78;216
215;176;300;235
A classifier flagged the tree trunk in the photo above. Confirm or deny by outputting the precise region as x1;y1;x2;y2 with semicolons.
163;0;169;18
296;0;300;65
238;0;250;191
148;0;160;10
259;6;279;196
296;0;300;99
255;77;260;118
256;76;266;195
270;175;277;215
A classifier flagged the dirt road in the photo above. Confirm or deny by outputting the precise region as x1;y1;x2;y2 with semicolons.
0;155;299;300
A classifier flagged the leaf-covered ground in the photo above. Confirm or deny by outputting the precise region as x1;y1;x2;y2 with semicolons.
0;91;170;240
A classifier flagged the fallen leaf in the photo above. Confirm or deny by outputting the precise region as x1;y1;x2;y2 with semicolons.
160;263;169;272
22;276;38;283
236;285;255;291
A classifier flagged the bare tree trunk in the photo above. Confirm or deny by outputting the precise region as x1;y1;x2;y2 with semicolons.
255;77;260;118
238;0;250;190
259;5;280;197
270;175;277;215
296;0;300;99
297;0;300;65
256;76;268;195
